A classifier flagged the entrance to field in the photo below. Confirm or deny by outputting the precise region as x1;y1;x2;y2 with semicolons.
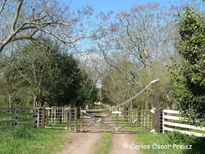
80;108;155;133
37;107;78;131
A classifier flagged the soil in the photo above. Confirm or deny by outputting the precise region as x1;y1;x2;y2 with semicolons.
57;111;142;154
56;133;103;154
109;134;142;154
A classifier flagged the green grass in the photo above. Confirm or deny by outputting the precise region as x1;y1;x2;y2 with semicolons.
92;132;113;154
46;118;81;128
0;127;72;154
112;113;148;131
110;112;205;154
134;131;205;154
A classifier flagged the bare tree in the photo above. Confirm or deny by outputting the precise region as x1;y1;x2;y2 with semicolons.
97;3;179;67
97;3;180;108
0;0;94;52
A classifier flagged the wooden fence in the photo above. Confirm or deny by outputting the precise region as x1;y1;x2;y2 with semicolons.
162;109;205;137
0;107;78;131
0;107;39;130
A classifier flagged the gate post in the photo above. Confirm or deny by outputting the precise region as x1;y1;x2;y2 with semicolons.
42;107;45;128
137;111;141;126
37;108;40;128
160;109;163;133
66;109;69;130
69;108;72;131
74;107;77;132
116;113;119;131
155;80;160;133
46;108;49;127
124;107;128;121
14;108;18;127
80;107;83;132
152;110;155;132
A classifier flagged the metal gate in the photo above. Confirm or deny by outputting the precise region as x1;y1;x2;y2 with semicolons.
80;108;156;133
38;107;78;131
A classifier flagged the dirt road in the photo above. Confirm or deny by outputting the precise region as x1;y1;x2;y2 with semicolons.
57;111;142;154
57;132;142;154
109;133;142;154
56;133;102;154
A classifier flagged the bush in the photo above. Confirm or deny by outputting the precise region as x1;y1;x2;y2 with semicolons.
166;131;189;144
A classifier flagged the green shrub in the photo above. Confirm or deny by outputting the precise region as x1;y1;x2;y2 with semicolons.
166;131;189;144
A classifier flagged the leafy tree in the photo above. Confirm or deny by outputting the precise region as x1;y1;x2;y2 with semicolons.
0;39;57;106
42;50;97;107
171;7;205;121
43;51;96;107
0;38;97;107
102;56;172;109
74;70;97;108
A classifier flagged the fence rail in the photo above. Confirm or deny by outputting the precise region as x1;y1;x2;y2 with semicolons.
162;109;205;137
0;107;78;131
0;107;38;130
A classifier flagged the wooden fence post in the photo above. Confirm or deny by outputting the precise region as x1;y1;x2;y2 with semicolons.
162;109;164;133
14;108;18;128
152;111;155;131
74;107;77;132
124;107;128;121
46;108;49;127
155;81;160;133
42;107;45;128
66;109;69;130
116;113;119;131
160;109;163;133
37;108;40;128
128;108;130;122
80;107;83;132
143;110;146;128
137;111;141;126
69;108;72;131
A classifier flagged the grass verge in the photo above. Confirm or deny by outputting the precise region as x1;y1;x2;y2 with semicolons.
0;127;72;154
135;131;205;154
92;132;113;154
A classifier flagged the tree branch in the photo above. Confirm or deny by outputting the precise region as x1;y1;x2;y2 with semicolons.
11;28;38;42
40;29;92;44
0;0;7;14
11;0;23;31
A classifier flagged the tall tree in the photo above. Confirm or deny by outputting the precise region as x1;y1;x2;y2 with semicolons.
97;3;179;67
171;7;205;121
1;38;56;106
0;38;97;107
94;3;179;108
